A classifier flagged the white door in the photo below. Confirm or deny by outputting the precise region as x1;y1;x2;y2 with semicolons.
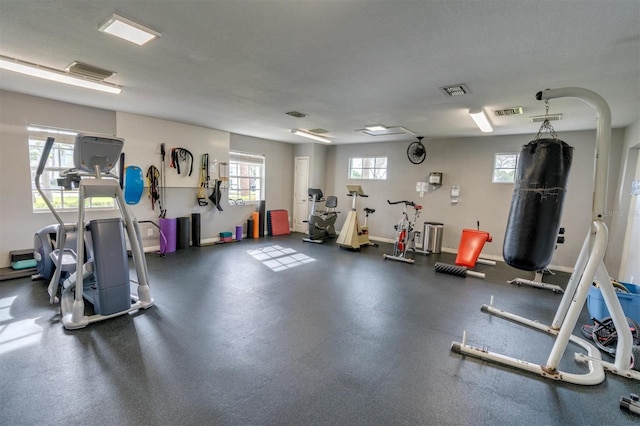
293;156;310;233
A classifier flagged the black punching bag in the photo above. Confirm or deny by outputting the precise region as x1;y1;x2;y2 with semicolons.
503;138;573;271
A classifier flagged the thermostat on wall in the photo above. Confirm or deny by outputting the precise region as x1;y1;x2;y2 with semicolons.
429;172;443;186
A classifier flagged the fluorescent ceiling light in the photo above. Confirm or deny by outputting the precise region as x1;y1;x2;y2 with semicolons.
469;108;493;133
99;13;160;46
290;129;332;143
365;125;387;132
27;125;77;136
0;55;121;94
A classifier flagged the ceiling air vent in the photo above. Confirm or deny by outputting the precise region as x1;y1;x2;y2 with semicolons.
494;106;523;116
285;111;308;118
440;84;470;97
529;113;563;123
66;61;115;80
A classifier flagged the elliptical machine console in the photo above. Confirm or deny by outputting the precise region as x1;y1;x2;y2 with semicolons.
303;188;338;243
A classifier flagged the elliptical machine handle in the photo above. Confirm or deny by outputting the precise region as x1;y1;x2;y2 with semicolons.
36;137;55;176
35;137;65;226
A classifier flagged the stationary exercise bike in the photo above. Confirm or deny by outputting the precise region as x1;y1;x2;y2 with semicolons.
35;133;154;330
336;185;378;250
303;188;338;243
383;199;422;264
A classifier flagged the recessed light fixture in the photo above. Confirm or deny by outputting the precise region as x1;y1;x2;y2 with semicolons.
290;129;332;143
0;55;121;94
469;108;493;132
99;13;160;46
357;126;414;137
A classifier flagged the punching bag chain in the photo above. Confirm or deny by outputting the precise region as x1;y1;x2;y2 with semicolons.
534;100;559;141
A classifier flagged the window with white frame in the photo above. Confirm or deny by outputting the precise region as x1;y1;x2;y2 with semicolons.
28;126;115;212
492;153;520;183
349;156;387;180
228;151;265;203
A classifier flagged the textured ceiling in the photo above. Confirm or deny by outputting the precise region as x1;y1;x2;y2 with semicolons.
0;0;638;144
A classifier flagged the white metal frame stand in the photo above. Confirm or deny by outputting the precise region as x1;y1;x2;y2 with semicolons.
507;270;565;294
451;87;640;385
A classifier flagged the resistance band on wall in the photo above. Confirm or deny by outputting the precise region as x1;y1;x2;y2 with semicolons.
197;154;210;206
146;165;164;214
170;147;194;176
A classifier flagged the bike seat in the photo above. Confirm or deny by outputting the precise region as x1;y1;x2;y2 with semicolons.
364;208;375;214
325;195;338;208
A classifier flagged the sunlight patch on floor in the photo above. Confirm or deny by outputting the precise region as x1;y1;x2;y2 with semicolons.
247;245;315;272
0;295;43;355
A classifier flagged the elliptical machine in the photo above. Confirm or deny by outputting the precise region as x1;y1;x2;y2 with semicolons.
303;188;338;243
35;133;153;330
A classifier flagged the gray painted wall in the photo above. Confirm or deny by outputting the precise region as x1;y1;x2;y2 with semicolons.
616;119;640;282
292;143;328;189
0;91;117;267
1;89;635;278
231;133;295;230
115;111;232;248
326;129;625;271
0;92;297;267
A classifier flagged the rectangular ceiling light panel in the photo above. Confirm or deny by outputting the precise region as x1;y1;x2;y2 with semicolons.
99;13;160;45
359;126;414;137
290;129;332;143
0;55;121;94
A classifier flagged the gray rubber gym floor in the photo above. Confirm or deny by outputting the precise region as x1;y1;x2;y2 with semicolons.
1;233;638;425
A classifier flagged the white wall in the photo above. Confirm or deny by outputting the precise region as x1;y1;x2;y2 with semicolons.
230;133;295;229
0;91;116;267
116;111;233;246
0;91;296;267
617;119;640;282
0;88;632;273
326;129;624;270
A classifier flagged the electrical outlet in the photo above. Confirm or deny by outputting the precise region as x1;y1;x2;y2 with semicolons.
147;228;153;236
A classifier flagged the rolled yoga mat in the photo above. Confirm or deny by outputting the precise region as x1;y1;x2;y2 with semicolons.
191;213;201;247
247;219;254;239
235;225;243;241
160;218;177;253
258;200;266;238
177;216;190;249
252;212;259;238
